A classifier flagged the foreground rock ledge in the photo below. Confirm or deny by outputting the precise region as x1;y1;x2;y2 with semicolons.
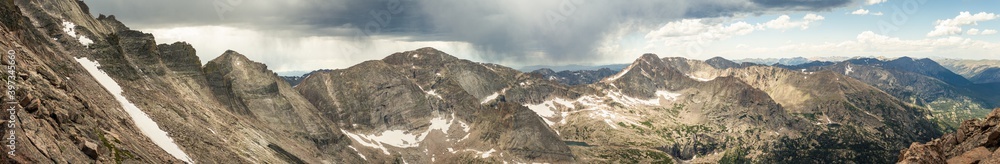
898;108;1000;164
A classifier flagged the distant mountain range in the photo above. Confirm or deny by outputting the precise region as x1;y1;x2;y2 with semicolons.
518;64;629;72
4;0;1000;163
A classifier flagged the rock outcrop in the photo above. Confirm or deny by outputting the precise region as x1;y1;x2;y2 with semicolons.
899;108;1000;164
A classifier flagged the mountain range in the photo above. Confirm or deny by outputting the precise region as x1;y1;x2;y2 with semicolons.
2;0;999;163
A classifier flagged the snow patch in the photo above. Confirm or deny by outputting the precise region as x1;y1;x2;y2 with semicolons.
341;113;458;154
426;90;444;100
458;120;472;141
340;129;392;155
606;90;678;106
525;99;565;118
62;20;93;46
481;149;497;158
61;20;78;38
78;36;93;45
348;146;367;161
480;88;508;104
685;74;715;82
655;90;682;101
449;148;498;159
74;58;193;163
525;97;578;126
845;64;854;75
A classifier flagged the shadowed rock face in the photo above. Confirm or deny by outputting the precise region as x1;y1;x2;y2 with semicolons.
971;68;1000;84
899;108;1000;164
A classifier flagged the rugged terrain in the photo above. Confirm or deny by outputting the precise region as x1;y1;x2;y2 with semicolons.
775;57;1000;131
898;108;1000;164
0;0;994;163
935;58;1000;84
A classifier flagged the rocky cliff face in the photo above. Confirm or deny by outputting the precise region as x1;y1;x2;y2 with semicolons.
899;108;1000;164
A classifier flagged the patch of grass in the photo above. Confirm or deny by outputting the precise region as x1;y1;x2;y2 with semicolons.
98;132;134;163
640;120;654;128
718;147;751;164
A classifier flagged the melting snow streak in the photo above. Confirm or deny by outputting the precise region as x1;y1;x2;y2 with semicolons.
75;58;193;163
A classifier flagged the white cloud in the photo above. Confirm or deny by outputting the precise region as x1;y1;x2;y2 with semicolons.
967;28;981;35
982;29;998;35
867;0;888;5
927;12;1000;37
638;14;825;59
644;19;755;40
761;14;825;30
850;9;883;16
718;31;1000;59
850;9;869;15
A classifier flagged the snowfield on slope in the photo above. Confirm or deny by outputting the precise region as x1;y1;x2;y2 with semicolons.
75;58;193;163
525;90;682;128
341;113;471;155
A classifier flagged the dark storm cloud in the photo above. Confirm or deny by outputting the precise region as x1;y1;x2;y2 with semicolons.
85;0;867;64
751;0;853;9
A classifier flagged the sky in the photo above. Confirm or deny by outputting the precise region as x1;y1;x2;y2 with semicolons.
85;0;1000;73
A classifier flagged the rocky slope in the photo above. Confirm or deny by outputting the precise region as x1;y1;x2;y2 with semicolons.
1;0;361;163
778;57;1000;131
650;56;941;163
970;68;1000;84
898;108;1000;164
294;48;574;163
935;58;1000;82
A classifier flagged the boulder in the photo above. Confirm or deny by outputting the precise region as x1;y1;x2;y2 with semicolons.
80;140;100;160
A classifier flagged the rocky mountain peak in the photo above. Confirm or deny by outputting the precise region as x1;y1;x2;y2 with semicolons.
209;50;259;68
157;42;202;76
639;53;661;61
632;53;668;70
852;56;974;86
382;47;460;65
706;56;741;69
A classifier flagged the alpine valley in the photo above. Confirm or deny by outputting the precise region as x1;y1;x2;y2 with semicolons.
1;0;999;163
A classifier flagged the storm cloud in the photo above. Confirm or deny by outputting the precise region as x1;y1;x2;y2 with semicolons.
85;0;866;66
